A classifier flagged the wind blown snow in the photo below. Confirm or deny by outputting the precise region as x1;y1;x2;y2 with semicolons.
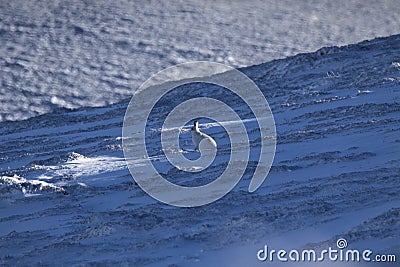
0;35;399;266
1;0;400;121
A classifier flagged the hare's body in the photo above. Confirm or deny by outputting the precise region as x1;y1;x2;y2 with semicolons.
190;121;217;150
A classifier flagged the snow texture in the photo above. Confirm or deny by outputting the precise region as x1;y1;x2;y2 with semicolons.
1;0;400;121
0;34;399;266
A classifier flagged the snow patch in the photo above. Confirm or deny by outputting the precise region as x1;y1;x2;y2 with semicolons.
0;175;66;197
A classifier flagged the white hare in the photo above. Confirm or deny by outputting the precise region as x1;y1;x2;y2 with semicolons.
190;120;217;151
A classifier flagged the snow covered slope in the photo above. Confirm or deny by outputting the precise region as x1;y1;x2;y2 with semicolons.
1;35;399;266
1;0;400;121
